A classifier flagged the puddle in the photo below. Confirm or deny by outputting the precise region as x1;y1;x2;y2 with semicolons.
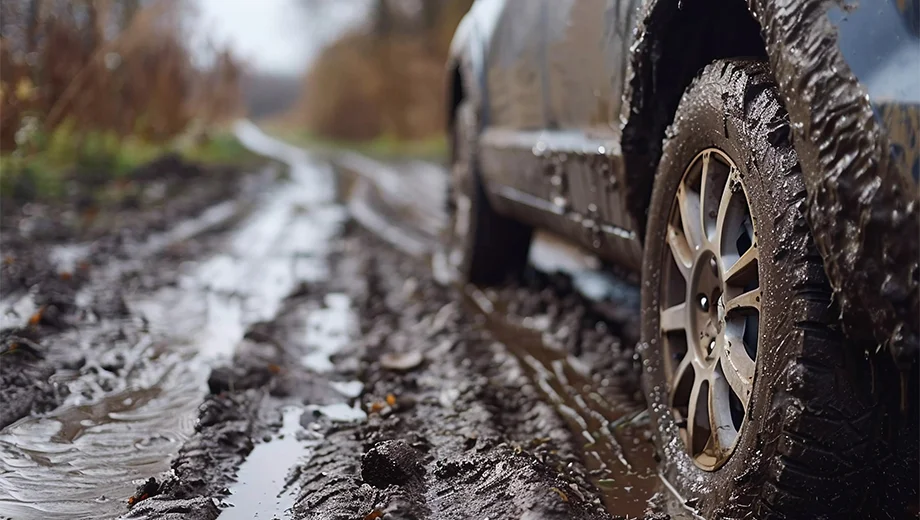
300;293;357;372
48;243;92;274
221;407;316;520
0;124;347;519
304;402;367;423
223;283;365;517
466;287;660;518
529;231;639;304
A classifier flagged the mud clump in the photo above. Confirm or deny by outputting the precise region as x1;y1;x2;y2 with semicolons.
362;440;426;488
127;477;162;509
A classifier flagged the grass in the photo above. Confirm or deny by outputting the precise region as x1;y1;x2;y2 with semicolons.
266;127;448;163
179;132;265;167
0;127;264;203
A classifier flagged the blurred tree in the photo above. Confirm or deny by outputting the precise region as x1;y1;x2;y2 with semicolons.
295;0;473;143
0;0;243;151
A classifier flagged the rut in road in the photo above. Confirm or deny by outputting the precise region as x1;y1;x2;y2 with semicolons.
0;125;345;520
128;126;683;519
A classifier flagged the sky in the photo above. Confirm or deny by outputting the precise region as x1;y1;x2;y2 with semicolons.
193;0;371;75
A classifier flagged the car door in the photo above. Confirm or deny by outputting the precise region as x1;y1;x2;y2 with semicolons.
542;0;643;270
476;0;557;227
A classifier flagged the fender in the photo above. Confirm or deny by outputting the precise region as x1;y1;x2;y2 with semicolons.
623;0;919;365
747;0;919;366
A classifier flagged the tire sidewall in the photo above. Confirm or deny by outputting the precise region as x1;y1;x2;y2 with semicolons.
640;62;803;514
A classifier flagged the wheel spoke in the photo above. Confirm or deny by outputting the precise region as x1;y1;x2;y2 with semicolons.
719;338;754;407
666;224;693;278
687;372;713;453
723;244;758;286
714;167;739;253
660;302;688;333
709;370;735;452
677;182;703;250
725;288;761;314
698;151;712;243
669;354;693;403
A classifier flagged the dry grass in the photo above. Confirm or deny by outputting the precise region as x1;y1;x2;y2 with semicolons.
0;0;242;154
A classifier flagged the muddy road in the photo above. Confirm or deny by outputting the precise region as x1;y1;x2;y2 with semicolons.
0;123;691;520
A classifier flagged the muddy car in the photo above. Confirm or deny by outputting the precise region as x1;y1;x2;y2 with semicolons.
443;0;919;518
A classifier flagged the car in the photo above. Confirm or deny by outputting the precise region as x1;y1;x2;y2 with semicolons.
443;0;919;518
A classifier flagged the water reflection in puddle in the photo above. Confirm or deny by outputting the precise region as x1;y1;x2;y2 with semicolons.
300;293;357;372
221;407;314;520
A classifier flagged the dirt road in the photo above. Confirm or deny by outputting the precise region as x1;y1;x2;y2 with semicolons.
0;123;690;520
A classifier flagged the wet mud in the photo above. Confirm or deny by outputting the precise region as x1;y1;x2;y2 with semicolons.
0;155;256;431
0;126;682;519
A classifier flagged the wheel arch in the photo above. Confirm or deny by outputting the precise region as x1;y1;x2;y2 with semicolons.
620;0;767;239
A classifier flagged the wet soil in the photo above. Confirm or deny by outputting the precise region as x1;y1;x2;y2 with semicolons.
125;227;671;520
0;154;264;430
0;125;679;519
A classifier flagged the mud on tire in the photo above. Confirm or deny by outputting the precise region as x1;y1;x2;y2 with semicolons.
445;100;532;285
639;60;892;519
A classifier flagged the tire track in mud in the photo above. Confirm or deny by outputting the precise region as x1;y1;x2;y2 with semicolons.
131;131;687;519
328;151;696;519
0;124;346;520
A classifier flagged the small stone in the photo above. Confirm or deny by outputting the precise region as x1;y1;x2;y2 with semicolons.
380;350;423;372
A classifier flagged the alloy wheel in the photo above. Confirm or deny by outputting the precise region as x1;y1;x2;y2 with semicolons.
659;148;761;471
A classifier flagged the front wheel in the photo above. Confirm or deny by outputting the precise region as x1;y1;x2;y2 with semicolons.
639;60;885;519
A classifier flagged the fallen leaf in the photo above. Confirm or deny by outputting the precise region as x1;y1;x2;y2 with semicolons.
386;393;396;406
364;510;383;520
369;402;384;413
28;306;45;326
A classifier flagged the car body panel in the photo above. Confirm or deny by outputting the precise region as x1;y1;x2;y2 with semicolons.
483;0;551;131
472;0;644;270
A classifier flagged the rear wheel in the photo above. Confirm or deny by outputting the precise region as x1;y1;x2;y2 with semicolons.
445;100;532;284
640;60;886;518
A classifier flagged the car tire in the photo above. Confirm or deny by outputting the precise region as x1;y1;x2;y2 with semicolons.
445;100;532;285
639;60;888;519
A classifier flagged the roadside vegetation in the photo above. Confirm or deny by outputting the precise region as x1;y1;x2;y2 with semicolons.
0;0;249;204
275;0;473;161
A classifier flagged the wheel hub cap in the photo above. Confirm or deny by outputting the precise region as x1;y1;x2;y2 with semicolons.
659;149;761;471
